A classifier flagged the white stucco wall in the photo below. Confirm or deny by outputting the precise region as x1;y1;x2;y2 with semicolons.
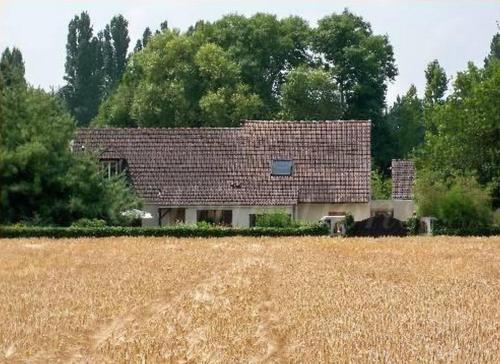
141;204;294;227
142;201;414;226
392;200;415;221
296;203;371;222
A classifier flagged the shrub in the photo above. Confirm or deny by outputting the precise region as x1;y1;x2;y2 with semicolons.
432;221;500;236
342;214;355;236
0;223;329;239
406;216;419;235
371;169;392;200
415;174;493;231
70;218;107;228
255;210;295;228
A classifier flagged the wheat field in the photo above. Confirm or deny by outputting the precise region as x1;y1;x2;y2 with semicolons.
0;236;499;363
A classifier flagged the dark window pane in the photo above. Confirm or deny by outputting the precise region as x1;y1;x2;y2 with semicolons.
197;210;232;226
271;160;293;176
249;214;256;227
222;210;232;225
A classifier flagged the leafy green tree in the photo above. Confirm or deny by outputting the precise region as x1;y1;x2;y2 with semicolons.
280;65;342;120
1;48;139;225
110;15;130;86
0;47;26;88
100;15;130;95
313;10;397;119
142;27;152;47
61;12;103;126
133;28;152;53
424;59;447;106
484;28;499;65
196;13;312;115
417;59;500;207
386;85;424;158
313;9;397;171
133;39;143;53
371;169;392;200
414;173;493;229
95;33;261;127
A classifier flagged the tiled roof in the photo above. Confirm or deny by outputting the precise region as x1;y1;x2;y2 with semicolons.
391;159;415;200
74;120;371;206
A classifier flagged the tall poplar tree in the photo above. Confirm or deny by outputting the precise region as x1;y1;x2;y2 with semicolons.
100;15;130;95
0;47;26;88
424;60;448;106
61;12;102;126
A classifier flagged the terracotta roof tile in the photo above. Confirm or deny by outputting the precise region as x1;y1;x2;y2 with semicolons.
391;159;415;200
74;120;371;206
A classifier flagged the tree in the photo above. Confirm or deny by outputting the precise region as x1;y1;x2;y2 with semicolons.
0;78;139;225
484;27;499;65
416;60;500;207
280;65;342;120
61;12;103;126
0;47;26;88
424;59;447;106
134;39;143;53
109;15;130;86
196;13;312;115
142;27;152;48
101;15;130;95
94;32;262;128
133;27;152;53
313;9;397;171
386;84;424;159
313;10;397;119
414;173;493;230
371;169;392;200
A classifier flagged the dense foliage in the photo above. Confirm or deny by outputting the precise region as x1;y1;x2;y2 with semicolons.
91;10;397;169
415;174;494;231
371;169;392;200
0;48;140;226
255;210;296;228
415;59;500;208
0;223;329;238
385;85;424;160
60;12;131;126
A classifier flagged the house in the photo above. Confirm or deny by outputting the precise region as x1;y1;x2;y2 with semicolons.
74;120;415;227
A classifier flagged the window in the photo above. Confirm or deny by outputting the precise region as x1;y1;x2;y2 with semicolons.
101;159;123;179
271;159;293;176
197;210;232;226
159;208;185;227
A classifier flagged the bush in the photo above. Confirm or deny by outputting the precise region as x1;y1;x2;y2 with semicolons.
342;214;355;236
255;210;295;228
432;221;500;236
0;223;329;239
70;218;107;228
371;169;392;200
406;216;419;235
415;174;494;231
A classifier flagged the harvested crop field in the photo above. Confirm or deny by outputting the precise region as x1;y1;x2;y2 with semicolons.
1;236;500;363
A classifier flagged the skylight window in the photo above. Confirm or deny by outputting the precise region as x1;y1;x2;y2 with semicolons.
271;159;293;176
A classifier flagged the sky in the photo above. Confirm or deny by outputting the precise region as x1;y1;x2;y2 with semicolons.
0;0;499;104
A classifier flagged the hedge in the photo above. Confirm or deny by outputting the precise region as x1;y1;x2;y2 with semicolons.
0;224;329;239
432;223;500;237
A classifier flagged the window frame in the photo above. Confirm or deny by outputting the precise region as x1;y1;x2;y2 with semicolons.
271;159;294;176
196;209;233;226
100;159;124;179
